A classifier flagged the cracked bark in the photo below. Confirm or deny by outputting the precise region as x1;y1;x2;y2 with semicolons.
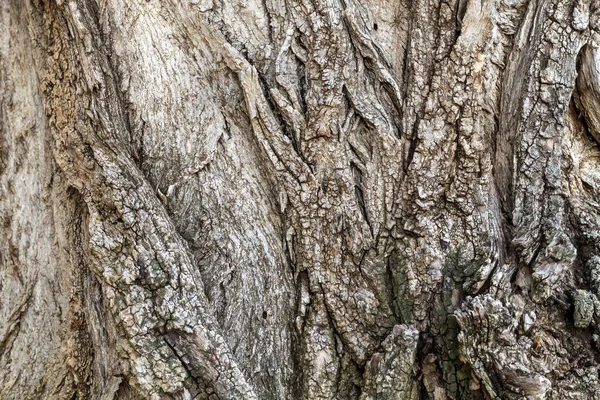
2;0;600;399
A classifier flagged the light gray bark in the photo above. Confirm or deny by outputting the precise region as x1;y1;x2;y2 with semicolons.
2;0;600;399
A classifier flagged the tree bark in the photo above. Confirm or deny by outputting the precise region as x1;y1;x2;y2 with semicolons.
2;0;600;398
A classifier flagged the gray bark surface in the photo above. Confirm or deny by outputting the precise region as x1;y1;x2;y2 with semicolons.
2;0;600;399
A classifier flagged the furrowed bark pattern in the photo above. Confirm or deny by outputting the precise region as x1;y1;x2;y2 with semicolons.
2;0;600;399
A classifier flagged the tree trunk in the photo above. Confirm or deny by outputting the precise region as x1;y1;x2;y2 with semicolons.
2;0;600;398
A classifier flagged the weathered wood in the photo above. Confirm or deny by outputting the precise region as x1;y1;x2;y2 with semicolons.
2;0;600;398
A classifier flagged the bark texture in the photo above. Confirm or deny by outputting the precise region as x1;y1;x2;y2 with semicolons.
2;0;600;399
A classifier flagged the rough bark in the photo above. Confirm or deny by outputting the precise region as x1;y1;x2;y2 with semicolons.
2;0;600;399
